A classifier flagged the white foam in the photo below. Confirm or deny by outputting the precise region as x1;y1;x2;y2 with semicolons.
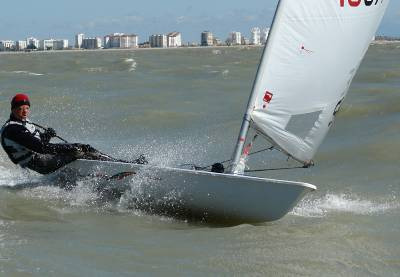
124;58;137;72
0;165;39;187
2;71;44;76
291;193;399;218
222;69;229;77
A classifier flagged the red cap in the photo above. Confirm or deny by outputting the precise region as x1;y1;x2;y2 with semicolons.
11;93;30;110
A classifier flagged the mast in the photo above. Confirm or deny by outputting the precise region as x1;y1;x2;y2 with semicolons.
229;0;283;174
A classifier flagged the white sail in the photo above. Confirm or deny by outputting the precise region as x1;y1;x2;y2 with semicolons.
249;0;389;164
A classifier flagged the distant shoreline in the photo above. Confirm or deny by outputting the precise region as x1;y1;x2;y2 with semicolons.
0;45;264;56
0;41;398;56
371;40;400;45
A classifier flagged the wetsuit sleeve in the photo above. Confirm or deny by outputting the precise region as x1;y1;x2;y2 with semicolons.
4;125;75;154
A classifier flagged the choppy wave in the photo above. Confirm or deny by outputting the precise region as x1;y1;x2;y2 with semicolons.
291;193;399;218
0;70;44;76
124;58;137;72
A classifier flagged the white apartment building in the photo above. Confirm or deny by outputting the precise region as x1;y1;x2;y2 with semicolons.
120;35;138;48
40;39;54;50
104;33;138;49
82;37;102;49
26;37;40;49
261;28;270;44
16;40;27;51
201;31;214;46
75;33;84;49
0;40;15;51
54;39;68;50
231;32;242;45
251;27;261;45
149;34;167;48
167;32;182;47
39;39;68;50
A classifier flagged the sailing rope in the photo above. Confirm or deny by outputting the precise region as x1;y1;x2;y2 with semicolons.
192;145;274;171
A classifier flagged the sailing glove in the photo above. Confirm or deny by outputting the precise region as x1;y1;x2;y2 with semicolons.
44;128;57;138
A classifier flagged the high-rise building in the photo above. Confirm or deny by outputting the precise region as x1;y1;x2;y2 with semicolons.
201;31;214;46
251;27;261;45
149;34;168;48
16;40;27;51
39;39;68;50
104;33;138;49
0;40;15;51
261;28;270;44
75;33;84;49
82;37;102;49
26;37;40;49
167;32;182;47
231;32;242;45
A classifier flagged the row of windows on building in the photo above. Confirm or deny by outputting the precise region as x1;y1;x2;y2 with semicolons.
201;28;270;47
0;38;68;51
0;32;182;52
75;32;182;49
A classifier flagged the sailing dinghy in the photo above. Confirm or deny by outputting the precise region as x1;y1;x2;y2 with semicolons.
50;0;389;223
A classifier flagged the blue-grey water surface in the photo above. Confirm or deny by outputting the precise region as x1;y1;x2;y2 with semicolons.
0;44;399;276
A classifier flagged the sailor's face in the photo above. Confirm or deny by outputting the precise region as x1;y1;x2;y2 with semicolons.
12;105;30;121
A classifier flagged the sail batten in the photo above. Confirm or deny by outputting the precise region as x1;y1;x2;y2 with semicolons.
247;0;389;164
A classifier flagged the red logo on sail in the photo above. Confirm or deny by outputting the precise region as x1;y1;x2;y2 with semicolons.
340;0;381;7
263;91;273;103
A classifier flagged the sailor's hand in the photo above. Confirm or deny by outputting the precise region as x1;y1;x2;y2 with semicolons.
72;143;95;153
44;127;57;138
70;145;85;158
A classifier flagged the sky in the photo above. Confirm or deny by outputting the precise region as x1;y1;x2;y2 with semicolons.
0;0;399;43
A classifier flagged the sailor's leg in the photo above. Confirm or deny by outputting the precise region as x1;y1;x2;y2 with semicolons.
25;153;77;174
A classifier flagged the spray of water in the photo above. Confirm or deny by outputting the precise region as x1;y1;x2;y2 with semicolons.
291;193;399;218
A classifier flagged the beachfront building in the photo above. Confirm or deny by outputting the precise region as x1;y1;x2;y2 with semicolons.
213;37;222;46
149;34;167;48
82;37;102;49
241;37;250;45
0;40;15;51
39;39;68;51
54;39;68;50
75;33;84;49
251;27;261;45
104;33;138;49
40;39;54;50
120;34;138;48
26;37;40;49
201;31;214;46
167;32;182;47
261;28;270;44
16;40;27;51
230;32;242;45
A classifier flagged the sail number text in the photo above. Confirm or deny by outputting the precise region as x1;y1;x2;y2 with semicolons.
340;0;382;7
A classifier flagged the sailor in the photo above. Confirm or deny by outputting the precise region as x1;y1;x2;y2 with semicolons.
1;93;92;174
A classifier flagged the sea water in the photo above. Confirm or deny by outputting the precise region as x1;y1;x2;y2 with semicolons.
0;45;399;276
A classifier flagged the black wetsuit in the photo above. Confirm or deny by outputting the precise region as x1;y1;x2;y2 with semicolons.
1;114;79;174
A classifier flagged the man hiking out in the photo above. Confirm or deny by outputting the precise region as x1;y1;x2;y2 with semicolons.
1;93;99;174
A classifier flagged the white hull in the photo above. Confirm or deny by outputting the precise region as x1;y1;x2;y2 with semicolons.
51;159;316;223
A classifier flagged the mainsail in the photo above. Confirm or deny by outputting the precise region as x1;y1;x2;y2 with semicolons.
231;0;390;171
